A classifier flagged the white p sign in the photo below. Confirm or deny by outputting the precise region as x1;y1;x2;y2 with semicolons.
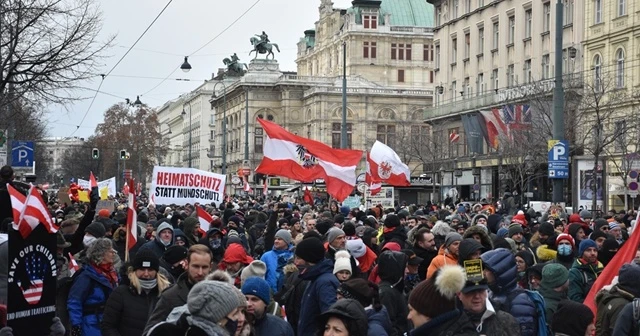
552;143;566;160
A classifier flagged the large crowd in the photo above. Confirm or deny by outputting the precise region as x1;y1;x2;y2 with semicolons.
0;169;639;336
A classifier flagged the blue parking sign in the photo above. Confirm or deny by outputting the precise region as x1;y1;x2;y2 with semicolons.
548;140;569;179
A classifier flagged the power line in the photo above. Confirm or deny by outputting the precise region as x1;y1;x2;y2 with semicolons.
68;75;104;137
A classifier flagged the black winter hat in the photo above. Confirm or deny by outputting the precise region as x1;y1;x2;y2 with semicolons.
85;221;106;238
163;245;188;265
552;300;594;336
538;222;555;236
618;263;640;298
133;249;160;271
384;214;400;228
319;299;369;336
334;214;345;225
295;237;326;264
458;239;485;266
343;222;356;236
338;278;374;307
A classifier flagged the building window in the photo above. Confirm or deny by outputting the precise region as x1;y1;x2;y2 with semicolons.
254;127;263;153
478;27;484;54
210;130;214;140
564;0;574;25
614;120;627;151
392;43;411;60
398;69;405;82
616;49;625;88
507;64;515;86
524;60;532;83
543;2;551;32
595;0;602;23
508;16;515;44
332;123;352;149
593;54;602;91
363;41;376;58
525;9;532;38
435;45;440;68
542;54;550;79
492;69;499;90
464;77;471;96
377;125;396;147
492;22;499;50
464;33;470;59
391;43;397;60
451;81;457;101
477;73;484;94
411;125;430;145
363;15;377;29
424;44;434;61
451;38;457;63
405;44;412;60
430;71;434;83
618;0;626;16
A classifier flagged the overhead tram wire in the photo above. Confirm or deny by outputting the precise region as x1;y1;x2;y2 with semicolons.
140;0;263;97
69;0;175;136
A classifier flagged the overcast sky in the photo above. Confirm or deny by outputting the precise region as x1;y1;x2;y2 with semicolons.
49;0;354;138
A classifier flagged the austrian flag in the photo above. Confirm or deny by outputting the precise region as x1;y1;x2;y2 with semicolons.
367;141;411;187
255;118;362;201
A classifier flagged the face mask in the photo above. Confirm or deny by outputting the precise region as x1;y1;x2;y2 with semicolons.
558;244;572;256
170;264;184;278
210;238;221;249
83;235;97;247
224;318;238;335
139;278;157;290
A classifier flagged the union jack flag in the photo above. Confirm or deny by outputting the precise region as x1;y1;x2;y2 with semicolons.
20;253;47;305
501;104;532;138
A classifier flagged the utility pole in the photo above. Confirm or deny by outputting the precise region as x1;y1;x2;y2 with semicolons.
341;41;347;149
552;0;565;203
245;89;249;161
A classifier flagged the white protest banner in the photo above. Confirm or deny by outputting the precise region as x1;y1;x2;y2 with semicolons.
78;177;117;197
149;166;226;206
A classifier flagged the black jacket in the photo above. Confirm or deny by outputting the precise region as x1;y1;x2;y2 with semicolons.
412;245;437;282
378;251;409;336
64;208;96;256
143;273;193;336
102;284;162;336
409;309;479;336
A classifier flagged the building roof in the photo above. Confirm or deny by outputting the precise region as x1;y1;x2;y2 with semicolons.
381;0;434;27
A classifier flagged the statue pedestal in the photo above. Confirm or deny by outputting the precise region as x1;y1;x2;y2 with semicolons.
244;59;281;83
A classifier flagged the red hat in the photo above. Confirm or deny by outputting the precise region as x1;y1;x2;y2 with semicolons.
568;214;585;225
511;212;527;226
223;243;253;265
98;209;111;218
556;233;575;249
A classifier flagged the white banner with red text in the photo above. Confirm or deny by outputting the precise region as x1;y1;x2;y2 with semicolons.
149;166;226;206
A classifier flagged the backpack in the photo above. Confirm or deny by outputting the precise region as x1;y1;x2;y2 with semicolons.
56;268;109;331
632;299;640;336
505;289;552;336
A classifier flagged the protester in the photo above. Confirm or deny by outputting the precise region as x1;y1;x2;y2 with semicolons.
539;263;570;324
411;228;437;281
261;229;294;292
337;279;392;336
139;222;174;259
317;299;368;336
426;232;461;279
595;263;640;336
568;239;604;302
241;277;294;336
551;300;595;336
378;250;409;336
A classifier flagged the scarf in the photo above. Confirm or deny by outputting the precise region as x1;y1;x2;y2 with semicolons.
92;262;118;287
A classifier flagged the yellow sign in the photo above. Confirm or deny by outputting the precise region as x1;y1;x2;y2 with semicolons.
269;177;281;187
77;186;110;202
464;259;484;284
548;139;561;151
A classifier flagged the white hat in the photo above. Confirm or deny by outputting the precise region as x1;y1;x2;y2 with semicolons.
333;250;352;274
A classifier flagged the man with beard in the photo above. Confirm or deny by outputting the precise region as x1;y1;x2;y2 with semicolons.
569;239;604;302
412;228;437;281
143;244;213;335
242;277;294;336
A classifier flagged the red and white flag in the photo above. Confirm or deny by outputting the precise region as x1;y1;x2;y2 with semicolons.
12;185;56;239
243;176;252;193
7;184;26;225
263;177;268;196
126;180;137;252
367;141;411;187
255;118;362;201
479;109;509;149
196;206;213;232
68;252;80;276
449;130;460;143
365;162;382;196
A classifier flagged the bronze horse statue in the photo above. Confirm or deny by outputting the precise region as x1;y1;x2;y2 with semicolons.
249;37;280;60
223;57;247;75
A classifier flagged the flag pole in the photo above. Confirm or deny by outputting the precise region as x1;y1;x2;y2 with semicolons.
124;178;131;263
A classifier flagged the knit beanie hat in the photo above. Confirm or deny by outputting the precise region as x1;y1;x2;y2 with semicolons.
552;300;594;336
327;228;345;244
508;224;524;237
496;227;509;238
295;237;326;264
384;214;400;228
444;232;463;248
515;250;535;268
275;229;292;245
188;280;245;323
334;214;345;225
133;249;160;271
511;212;527;226
338;278;373;307
343;222;356;236
538;222;555;236
240;260;267;283
542;263;569;289
578;239;598;257
333;250;352;274
163;245;188;265
556;233;576;249
590;230;609;242
409;265;466;318
85;221;106;238
617;263;640;297
579;209;593;219
241;277;271;305
594;218;609;232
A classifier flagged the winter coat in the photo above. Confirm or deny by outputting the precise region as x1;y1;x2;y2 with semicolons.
408;309;479;336
149;313;229;336
254;312;294;336
381;226;409;249
612;299;639;336
539;282;567;324
463;225;494;251
275;263;309;335
467;301;521;336
143;272;192;336
595;285;636;336
260;245;295;292
102;283;163;336
67;264;117;336
65;208;96;257
481;248;537;336
568;258;604;302
139;223;174;259
378;251;409;336
413;245;437;281
326;244;361;278
367;306;393;336
426;245;458;279
297;258;340;336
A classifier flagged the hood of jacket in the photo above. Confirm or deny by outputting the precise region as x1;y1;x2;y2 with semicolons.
596;284;635;307
156;222;175;246
463;225;494;250
536;244;557;262
487;214;503;234
378;250;407;285
322;299;368;336
432;221;454;237
366;306;392;333
182;217;198;237
300;258;335;281
480;248;518;293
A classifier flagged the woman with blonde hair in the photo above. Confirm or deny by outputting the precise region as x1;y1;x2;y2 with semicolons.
102;250;170;336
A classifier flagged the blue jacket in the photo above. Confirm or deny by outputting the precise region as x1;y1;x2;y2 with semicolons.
367;306;393;336
260;245;294;292
297;259;339;336
254;313;294;336
67;265;117;336
481;248;537;336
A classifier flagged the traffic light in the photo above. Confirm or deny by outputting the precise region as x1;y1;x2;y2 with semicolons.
120;150;127;160
92;148;99;159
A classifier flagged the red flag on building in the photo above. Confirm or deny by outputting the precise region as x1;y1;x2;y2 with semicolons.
449;130;460;143
255;118;362;201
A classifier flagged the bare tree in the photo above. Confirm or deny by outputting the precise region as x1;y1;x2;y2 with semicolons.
0;0;113;108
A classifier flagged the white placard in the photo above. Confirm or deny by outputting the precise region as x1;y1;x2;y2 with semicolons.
149;166;226;206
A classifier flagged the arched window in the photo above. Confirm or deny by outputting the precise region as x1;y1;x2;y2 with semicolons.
593;54;602;92
616;48;625;88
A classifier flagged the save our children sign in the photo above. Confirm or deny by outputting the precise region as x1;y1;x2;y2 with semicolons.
149;166;226;206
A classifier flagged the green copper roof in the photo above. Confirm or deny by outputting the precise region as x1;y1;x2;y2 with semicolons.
380;0;434;27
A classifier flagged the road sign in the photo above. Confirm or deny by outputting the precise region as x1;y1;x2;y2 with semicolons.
11;141;34;168
548;140;569;179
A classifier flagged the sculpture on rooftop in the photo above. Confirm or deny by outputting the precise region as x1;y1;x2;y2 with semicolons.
223;53;247;76
250;31;280;60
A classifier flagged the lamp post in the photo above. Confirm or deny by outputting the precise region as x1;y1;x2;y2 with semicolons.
454;158;462;202
341;41;348;149
181;100;193;168
525;154;534;204
125;96;143;187
552;0;565;203
213;81;228;175
498;153;503;200
472;154;480;201
439;166;445;203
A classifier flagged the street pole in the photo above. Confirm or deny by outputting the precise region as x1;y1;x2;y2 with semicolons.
245;90;249;161
188;102;192;168
552;0;565;203
341;41;347;149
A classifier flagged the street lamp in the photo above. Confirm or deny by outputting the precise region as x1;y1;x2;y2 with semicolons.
181;100;193;168
454;158;462;202
213;81;228;175
525;154;534;203
472;154;481;201
439;166;445;202
181;56;192;73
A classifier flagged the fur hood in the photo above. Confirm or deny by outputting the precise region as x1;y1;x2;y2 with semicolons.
463;225;494;250
536;244;557;262
529;232;542;249
470;213;488;226
432;221;454;237
283;263;299;275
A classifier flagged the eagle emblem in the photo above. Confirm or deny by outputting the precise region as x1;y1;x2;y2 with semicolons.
378;161;392;179
296;145;317;168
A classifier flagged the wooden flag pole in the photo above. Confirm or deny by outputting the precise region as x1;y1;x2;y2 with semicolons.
124;178;131;263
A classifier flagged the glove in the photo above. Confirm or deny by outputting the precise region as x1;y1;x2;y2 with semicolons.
49;317;65;336
70;325;82;336
89;185;99;210
0;327;13;336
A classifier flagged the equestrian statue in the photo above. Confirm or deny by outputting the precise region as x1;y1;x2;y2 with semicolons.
223;53;247;76
250;31;280;60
